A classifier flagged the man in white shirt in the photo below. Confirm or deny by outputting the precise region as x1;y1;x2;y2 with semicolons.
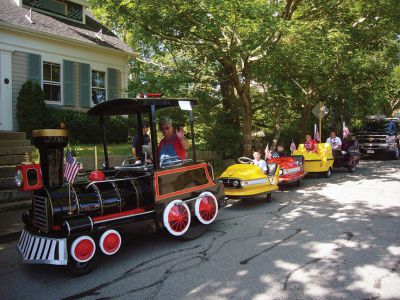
326;131;342;150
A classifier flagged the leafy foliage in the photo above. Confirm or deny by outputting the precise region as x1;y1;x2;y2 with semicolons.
16;80;48;138
90;0;400;154
45;108;129;144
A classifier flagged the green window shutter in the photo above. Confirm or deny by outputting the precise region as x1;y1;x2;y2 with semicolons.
28;54;41;83
63;60;74;106
107;68;117;100
80;63;91;108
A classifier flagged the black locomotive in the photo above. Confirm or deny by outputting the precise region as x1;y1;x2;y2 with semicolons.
16;98;226;275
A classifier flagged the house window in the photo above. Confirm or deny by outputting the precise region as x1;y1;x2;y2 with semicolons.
43;62;61;102
22;0;83;22
92;70;106;105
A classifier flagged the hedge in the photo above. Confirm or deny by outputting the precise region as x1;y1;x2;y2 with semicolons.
46;108;129;144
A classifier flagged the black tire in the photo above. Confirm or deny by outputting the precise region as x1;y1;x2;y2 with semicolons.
266;193;272;202
324;168;332;178
348;165;356;173
66;252;99;276
176;219;207;241
295;179;301;186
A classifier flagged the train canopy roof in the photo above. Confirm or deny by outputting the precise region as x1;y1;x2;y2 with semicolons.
87;98;197;116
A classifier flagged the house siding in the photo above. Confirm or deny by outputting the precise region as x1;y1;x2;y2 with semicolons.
11;51;28;131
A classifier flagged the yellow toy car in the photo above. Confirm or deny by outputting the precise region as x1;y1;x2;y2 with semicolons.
292;143;334;177
218;157;280;201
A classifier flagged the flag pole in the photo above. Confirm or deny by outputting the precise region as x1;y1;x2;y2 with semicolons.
319;101;322;142
343;121;345;138
68;183;72;215
94;146;98;170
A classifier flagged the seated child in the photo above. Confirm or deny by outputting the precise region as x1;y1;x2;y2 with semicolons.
252;150;268;173
304;134;317;152
272;145;288;158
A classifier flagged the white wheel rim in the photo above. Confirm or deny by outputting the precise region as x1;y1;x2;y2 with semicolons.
163;200;191;236
195;192;218;225
71;236;96;263
99;229;122;255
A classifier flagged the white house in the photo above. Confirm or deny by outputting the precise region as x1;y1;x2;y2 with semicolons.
0;0;134;131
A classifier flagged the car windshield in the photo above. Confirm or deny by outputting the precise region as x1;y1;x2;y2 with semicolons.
361;121;395;133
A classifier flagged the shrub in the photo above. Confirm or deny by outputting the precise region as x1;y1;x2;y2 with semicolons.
16;80;47;137
45;108;129;144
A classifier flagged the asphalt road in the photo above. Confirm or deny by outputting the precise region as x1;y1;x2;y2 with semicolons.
0;160;399;300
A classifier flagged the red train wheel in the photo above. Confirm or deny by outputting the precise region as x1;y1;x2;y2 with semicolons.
71;236;96;263
163;200;191;236
195;192;218;225
100;230;122;255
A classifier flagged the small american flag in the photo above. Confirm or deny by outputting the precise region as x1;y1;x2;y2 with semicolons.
265;144;271;160
314;124;320;142
343;122;349;138
64;150;79;183
290;139;297;152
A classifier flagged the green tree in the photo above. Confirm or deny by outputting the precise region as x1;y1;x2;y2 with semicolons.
90;0;302;155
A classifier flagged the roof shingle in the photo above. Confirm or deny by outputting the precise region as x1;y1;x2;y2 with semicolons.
0;0;133;54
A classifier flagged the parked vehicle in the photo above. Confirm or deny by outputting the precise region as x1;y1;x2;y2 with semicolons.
218;157;280;201
268;156;305;186
357;116;400;160
15;98;226;275
292;143;334;177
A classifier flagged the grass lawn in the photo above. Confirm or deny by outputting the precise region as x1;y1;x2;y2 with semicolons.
76;143;132;157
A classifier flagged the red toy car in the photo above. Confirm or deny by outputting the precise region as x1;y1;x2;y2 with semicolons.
268;155;305;186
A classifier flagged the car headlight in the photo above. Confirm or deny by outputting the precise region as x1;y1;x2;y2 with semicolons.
15;170;23;187
279;169;287;175
232;180;240;187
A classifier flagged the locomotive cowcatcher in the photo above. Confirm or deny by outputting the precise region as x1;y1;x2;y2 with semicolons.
15;98;226;275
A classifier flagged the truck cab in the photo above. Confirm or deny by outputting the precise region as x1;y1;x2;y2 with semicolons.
357;116;400;160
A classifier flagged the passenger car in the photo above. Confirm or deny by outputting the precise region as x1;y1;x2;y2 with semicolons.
15;98;226;275
332;139;360;172
268;155;305;186
292;143;334;177
218;157;279;201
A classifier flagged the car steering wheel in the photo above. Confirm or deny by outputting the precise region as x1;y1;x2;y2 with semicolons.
238;157;253;164
121;157;142;166
160;156;183;168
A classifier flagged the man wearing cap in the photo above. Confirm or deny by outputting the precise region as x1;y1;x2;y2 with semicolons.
132;123;151;158
157;117;190;160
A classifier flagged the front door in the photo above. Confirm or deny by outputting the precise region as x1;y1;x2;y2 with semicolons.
0;50;13;131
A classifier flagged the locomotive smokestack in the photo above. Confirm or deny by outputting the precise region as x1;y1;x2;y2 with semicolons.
32;129;68;190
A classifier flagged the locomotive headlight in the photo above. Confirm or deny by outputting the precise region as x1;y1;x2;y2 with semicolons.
232;180;240;187
218;179;223;184
15;170;23;187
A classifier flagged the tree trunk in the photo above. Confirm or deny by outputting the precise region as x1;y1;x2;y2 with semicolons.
217;69;240;127
220;57;253;156
271;102;284;151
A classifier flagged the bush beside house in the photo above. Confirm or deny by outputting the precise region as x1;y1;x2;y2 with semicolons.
16;80;47;138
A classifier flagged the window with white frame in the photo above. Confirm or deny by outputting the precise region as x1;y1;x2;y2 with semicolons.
43;62;61;102
92;70;106;105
